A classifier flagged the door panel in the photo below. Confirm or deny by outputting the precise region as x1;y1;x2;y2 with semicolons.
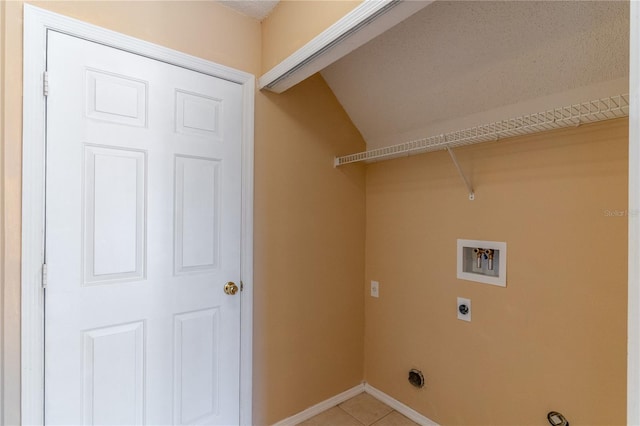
84;146;146;284
45;30;242;425
175;90;222;139
82;322;145;425
85;69;147;127
174;156;221;273
173;308;220;425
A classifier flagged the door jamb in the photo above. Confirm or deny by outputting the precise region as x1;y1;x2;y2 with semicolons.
21;5;254;425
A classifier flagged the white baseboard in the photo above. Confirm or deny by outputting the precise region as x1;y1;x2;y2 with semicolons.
271;383;365;426
364;384;439;426
271;382;439;426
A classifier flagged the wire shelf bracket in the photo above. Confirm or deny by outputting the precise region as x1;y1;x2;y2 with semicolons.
446;146;474;201
334;94;630;169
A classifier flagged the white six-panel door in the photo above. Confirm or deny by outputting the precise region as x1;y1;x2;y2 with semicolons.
45;30;243;425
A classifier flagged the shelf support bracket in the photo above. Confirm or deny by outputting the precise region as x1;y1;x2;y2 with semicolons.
446;146;475;200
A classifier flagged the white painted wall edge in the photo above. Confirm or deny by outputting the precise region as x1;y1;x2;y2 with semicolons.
271;383;439;426
628;2;639;424
259;0;432;93
22;5;255;425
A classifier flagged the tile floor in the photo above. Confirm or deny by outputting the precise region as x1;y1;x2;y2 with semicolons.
297;393;419;426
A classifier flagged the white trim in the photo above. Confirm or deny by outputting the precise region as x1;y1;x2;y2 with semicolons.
271;384;365;426
22;5;254;425
239;51;255;426
22;7;48;424
364;384;439;426
258;0;432;93
629;1;640;424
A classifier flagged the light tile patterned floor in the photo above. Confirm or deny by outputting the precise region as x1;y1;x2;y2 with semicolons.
297;393;419;426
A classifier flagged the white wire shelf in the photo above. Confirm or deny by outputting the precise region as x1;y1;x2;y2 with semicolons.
334;94;630;167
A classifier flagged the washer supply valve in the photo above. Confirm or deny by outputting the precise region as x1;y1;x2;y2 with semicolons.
473;248;484;268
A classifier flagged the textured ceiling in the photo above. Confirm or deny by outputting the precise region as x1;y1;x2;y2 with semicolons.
218;0;279;21
321;1;629;149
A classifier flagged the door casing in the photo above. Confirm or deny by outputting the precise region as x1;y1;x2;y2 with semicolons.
21;5;254;425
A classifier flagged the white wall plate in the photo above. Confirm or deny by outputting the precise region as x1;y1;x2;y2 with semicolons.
457;239;507;287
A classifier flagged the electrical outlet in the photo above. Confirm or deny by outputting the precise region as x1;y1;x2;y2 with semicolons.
371;281;379;298
457;297;471;321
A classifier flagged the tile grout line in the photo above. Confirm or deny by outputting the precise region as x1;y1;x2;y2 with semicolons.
338;402;399;426
370;410;398;426
337;404;367;425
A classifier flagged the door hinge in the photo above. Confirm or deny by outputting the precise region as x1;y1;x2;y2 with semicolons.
43;71;49;97
42;263;48;289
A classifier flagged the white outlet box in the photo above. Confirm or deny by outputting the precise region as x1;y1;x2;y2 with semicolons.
371;281;379;298
457;297;471;321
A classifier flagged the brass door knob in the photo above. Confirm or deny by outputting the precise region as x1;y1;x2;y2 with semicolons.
224;282;239;295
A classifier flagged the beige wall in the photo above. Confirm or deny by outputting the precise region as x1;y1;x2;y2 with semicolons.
365;118;628;425
0;2;366;425
254;74;365;424
261;0;361;73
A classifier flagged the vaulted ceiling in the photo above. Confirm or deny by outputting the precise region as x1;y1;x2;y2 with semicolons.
321;1;629;150
221;1;629;151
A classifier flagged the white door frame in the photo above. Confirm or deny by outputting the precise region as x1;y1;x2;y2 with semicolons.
21;5;254;425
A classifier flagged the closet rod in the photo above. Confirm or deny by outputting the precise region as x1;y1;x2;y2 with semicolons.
334;94;630;167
